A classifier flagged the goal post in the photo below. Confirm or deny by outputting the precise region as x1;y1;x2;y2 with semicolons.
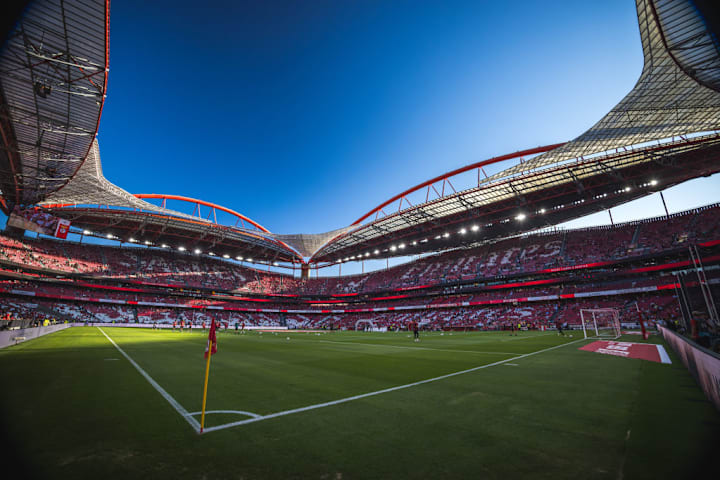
580;308;621;339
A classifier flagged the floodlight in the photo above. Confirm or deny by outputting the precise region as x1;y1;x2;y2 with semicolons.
515;213;526;221
223;254;230;259
459;228;466;234
471;225;479;231
178;246;186;251
194;248;201;254
650;179;657;186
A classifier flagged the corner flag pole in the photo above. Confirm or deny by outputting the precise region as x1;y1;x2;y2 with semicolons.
200;318;218;433
200;344;212;433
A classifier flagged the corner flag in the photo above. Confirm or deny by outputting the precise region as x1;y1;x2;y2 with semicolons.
204;319;218;358
200;319;218;433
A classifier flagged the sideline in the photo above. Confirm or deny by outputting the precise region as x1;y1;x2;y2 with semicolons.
98;327;201;432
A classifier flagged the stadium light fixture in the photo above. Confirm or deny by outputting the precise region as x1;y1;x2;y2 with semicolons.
365;252;370;257
83;230;92;235
106;233;113;239
411;240;417;246
209;252;215;256
161;244;168;248
144;240;152;245
399;243;405;249
223;254;230;259
539;208;546;214
515;213;526;221
246;257;253;262
459;228;467;234
236;256;243;261
624;186;631;192
434;235;442;240
443;232;450;238
374;250;380;254
194;248;201;254
390;245;397;251
471;225;479;231
273;262;279;266
650;179;658;186
128;237;135;242
178;246;186;252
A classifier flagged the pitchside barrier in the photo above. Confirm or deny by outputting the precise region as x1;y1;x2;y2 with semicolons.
659;326;720;412
0;323;71;349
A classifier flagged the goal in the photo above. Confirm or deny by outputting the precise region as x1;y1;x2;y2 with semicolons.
580;308;621;339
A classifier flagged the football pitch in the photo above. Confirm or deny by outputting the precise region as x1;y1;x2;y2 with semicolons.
0;327;718;479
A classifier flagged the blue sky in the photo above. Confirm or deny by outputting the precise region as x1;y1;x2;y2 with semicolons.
5;0;720;274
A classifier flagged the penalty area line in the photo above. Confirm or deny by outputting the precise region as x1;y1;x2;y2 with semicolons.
201;336;587;434
97;327;201;433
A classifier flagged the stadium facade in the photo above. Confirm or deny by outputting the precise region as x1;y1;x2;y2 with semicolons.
0;0;719;336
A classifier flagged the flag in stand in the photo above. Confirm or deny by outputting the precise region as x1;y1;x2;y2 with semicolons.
204;319;218;358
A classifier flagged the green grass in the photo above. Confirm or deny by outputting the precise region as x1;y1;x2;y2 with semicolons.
0;327;718;479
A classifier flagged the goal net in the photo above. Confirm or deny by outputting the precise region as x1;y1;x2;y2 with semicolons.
580;308;621;339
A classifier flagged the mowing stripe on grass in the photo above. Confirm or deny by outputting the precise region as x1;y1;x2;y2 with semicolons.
309;339;519;356
98;327;201;432
201;336;588;434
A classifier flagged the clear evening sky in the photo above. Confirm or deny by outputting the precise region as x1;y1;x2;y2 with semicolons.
5;0;720;274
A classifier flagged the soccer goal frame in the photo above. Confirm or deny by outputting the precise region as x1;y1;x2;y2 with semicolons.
580;308;621;339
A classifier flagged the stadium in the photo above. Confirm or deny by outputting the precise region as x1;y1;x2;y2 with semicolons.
1;0;719;478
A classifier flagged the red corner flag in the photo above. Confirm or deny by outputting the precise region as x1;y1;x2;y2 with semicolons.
204;319;218;358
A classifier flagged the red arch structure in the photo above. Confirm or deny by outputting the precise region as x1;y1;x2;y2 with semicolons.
133;194;270;233
352;143;565;225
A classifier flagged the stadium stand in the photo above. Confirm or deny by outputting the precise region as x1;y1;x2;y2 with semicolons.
0;203;718;342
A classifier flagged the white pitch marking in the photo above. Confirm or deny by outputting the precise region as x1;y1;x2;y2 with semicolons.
504;363;519;366
656;344;672;364
186;410;262;419
201;337;588;434
98;327;201;432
